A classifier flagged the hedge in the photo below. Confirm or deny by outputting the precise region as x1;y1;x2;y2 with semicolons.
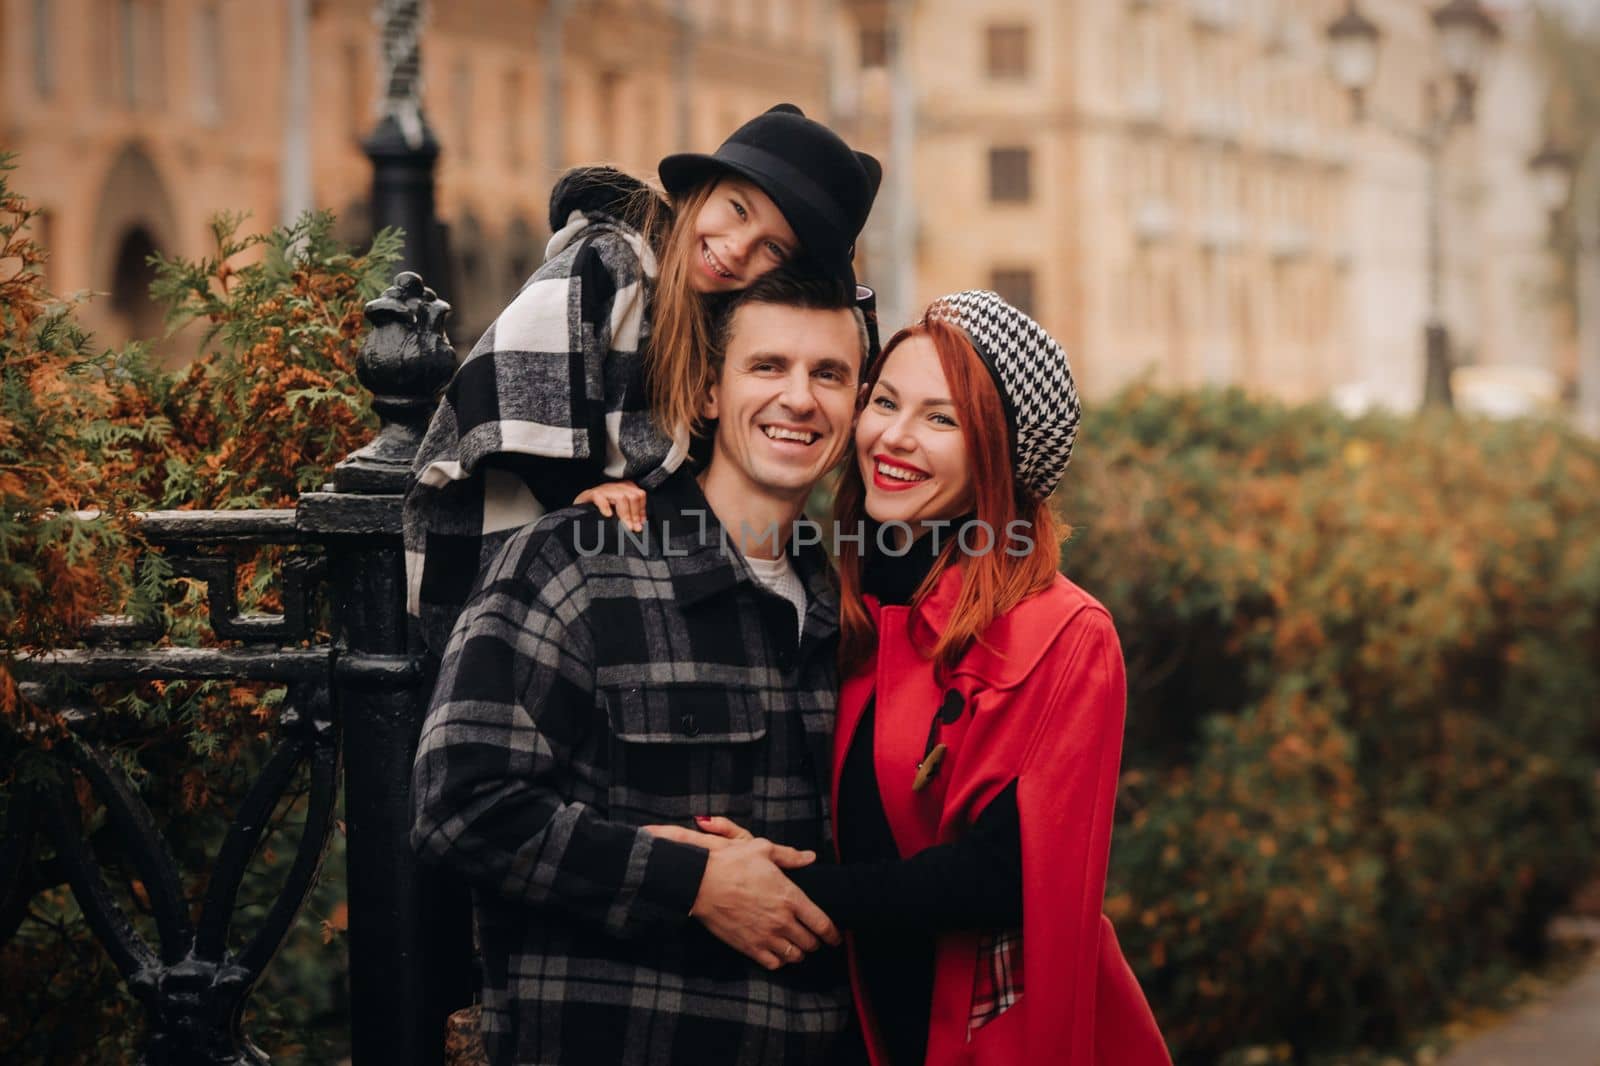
0;157;399;1063
1061;387;1600;1062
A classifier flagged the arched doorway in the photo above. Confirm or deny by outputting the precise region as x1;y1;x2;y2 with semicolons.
111;227;164;345
92;143;181;363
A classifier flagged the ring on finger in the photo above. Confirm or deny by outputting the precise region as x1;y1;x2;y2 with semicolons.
784;942;800;960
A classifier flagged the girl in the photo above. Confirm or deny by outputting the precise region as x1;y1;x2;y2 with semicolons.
656;292;1171;1065
403;104;881;652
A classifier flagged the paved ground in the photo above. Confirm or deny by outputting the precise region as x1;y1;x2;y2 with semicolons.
1438;920;1600;1066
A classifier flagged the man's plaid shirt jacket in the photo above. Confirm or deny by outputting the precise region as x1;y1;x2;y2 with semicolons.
411;471;850;1066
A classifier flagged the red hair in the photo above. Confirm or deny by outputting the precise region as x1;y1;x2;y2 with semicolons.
835;318;1064;677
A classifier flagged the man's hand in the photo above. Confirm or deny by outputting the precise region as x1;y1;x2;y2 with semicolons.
574;480;646;532
684;837;841;970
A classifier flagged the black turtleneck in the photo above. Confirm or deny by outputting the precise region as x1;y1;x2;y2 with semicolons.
786;525;1023;1066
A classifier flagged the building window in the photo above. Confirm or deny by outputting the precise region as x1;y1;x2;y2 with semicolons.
33;0;55;99
344;40;368;140
506;216;539;290
986;23;1028;79
596;70;622;159
452;212;486;335
452;59;473;161
505;69;524;169
988;147;1032;203
92;0;114;102
990;269;1037;317
859;26;889;69
192;3;223;125
120;0;139;106
33;210;55;288
770;0;792;42
117;0;165;110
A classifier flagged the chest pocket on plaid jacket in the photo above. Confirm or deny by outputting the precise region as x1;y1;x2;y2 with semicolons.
602;684;768;824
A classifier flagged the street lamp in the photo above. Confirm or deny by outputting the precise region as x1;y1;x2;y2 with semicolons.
1326;2;1380;120
1324;0;1501;409
1529;137;1576;223
365;0;446;288
1433;0;1501;118
1530;133;1600;435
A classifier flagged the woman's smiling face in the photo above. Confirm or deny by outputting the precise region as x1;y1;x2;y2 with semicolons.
687;178;799;294
855;334;976;533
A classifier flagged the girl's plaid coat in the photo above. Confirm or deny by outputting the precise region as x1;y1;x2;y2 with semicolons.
403;167;690;653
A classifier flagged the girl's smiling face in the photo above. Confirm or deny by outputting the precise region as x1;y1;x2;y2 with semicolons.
688;178;799;294
855;334;977;534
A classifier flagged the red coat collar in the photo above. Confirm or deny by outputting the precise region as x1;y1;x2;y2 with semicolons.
875;562;1083;690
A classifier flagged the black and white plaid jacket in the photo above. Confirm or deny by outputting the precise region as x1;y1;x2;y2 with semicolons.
411;471;850;1066
404;167;690;653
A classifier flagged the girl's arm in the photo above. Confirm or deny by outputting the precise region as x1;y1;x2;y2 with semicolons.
480;451;606;514
662;786;1025;934
574;480;647;532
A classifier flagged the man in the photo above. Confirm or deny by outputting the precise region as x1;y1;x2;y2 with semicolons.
411;271;868;1065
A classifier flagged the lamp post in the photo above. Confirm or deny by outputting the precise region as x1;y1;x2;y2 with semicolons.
1531;135;1600;435
366;0;446;287
1324;0;1500;409
1529;137;1575;229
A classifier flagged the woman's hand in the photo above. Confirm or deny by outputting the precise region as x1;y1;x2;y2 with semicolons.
691;815;754;841
642;824;738;850
573;480;646;532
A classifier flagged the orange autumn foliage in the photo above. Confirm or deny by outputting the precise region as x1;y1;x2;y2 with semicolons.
1;161;398;1062
1063;386;1600;1060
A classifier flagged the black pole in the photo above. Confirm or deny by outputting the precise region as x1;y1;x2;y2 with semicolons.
298;273;469;1065
365;117;445;287
1422;321;1454;409
364;0;447;291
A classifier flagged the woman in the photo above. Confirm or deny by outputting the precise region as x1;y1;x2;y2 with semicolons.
403;104;880;652
666;291;1169;1064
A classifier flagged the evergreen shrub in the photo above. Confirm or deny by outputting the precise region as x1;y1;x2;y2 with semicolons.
0;156;400;1063
1061;386;1600;1061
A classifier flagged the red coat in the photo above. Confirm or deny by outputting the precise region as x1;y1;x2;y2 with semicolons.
832;565;1171;1066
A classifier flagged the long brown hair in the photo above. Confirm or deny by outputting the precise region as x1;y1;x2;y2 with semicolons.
628;181;720;440
835;318;1064;677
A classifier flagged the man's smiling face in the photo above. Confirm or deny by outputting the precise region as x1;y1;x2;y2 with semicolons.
702;301;863;506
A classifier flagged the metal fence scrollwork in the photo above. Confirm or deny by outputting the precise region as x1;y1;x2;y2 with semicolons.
1;272;468;1066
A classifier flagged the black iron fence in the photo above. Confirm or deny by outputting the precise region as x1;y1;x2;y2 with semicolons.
1;273;469;1065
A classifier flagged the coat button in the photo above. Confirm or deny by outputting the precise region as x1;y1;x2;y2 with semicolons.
679;714;699;737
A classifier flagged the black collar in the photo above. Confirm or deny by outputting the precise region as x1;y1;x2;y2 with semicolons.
862;514;977;607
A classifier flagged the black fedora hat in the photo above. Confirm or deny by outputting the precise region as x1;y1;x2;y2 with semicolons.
658;104;883;283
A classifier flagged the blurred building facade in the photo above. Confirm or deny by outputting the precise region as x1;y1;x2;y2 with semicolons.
0;0;1561;406
834;0;1561;407
0;0;832;358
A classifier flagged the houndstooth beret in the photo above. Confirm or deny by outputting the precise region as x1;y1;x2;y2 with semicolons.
925;290;1081;500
